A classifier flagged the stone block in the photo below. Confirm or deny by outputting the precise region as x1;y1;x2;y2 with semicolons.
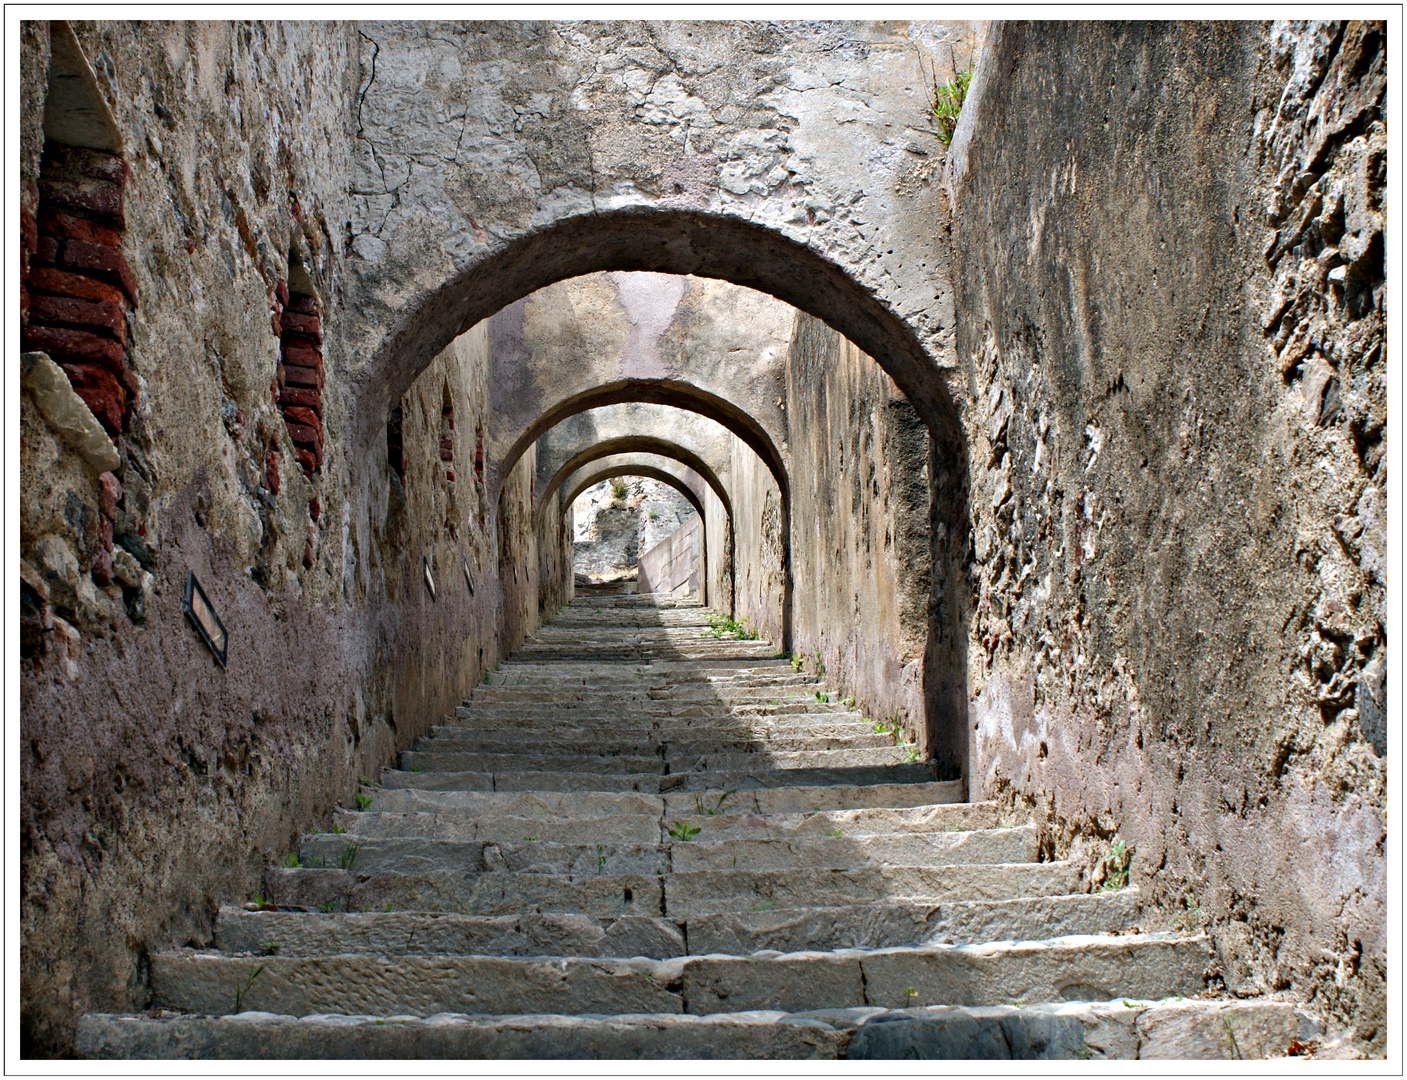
20;351;121;469
111;547;143;588
42;144;130;185
846;1008;1087;1059
98;471;122;519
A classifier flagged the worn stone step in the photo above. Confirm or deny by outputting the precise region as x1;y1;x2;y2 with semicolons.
265;860;1077;918
662;862;1083;915
76;996;1324;1060
365;780;963;817
149;952;683;1018
679;934;1212;1015
686;889;1142;953
448;707;866;728
465;687;843;705
76;1009;848;1060
297;827;1037;876
377;762;940;794
418;730;893;756
399;751;665;776
215;907;687;959
328;802;994;845
264;866;666;917
146;934;1209;1020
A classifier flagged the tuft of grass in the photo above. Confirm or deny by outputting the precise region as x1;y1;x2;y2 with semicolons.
694;791;734;816
929;66;974;145
667;821;701;842
337;842;361;871
790;653;804;673
408;763;422;773
751;900;772;912
826;828;843;838
259;942;281;957
330;822;347;835
355;792;374;812
1097;838;1131;893
596;845;608;875
523;835;540;842
233;964;266;1012
320;901;338;913
284;852;302;869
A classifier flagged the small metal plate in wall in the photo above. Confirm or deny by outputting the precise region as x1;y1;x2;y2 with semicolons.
183;571;227;668
423;556;437;601
462;556;475;595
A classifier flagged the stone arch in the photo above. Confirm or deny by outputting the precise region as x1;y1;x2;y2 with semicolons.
349;211;967;771
562;461;711;604
539;439;730;530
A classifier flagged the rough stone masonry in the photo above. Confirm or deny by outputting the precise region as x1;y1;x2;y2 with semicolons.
17;19;1386;1057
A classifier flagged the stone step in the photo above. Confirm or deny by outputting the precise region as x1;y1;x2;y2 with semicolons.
295;827;1038;876
364;780;964;816
377;761;940;794
76;996;1323;1060
687;889;1142;953
480;670;817;688
449;706;867;726
466;687;844;704
417;731;894;756
264;861;1081;917
220;888;1138;959
398;747;917;776
145;934;1210;1020
326;801;997;844
216;907;687;959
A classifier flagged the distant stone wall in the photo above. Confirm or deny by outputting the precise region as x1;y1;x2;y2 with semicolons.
950;20;1385;1050
638;514;702;597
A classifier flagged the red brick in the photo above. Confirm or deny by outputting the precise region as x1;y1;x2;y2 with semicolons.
60;239;138;305
34;234;58;264
99;472;122;520
439;445;454;462
283;311;321;339
287;294;320;316
284;420;323;451
282;363;323;389
271;310;282;337
275;278;289;307
22;323;127;370
278;385;322;416
446;470;455;482
91;548;113;587
295;448;318;473
309;497;321;523
39;176;125;228
282;330;322;355
27;267;125;306
59;364;126;436
98;513;113;553
38;208;122;248
303;538;314;569
20;206;37;254
29;293;126;344
43;145;129;185
264;450;281;495
283;405;320;428
282;342;322;369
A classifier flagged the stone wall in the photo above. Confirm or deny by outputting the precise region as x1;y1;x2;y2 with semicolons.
18;23;557;1054
949;20;1385;1050
784;313;937;753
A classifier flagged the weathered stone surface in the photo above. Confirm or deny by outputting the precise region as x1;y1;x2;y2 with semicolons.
20;352;120;472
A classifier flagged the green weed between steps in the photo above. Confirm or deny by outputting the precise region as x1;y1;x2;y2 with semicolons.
703;613;759;640
337;842;361;871
667;821;701;841
320;901;338;913
284;852;302;869
356;792;374;812
693;791;734;816
232;964;266;1012
259;942;281;956
1096;838;1131;893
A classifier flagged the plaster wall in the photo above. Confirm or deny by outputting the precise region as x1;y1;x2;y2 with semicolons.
783;313;938;755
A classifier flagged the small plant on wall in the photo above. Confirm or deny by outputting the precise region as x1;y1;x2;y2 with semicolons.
929;66;973;144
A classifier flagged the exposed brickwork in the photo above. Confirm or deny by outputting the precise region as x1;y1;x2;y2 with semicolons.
273;283;325;473
23;144;136;438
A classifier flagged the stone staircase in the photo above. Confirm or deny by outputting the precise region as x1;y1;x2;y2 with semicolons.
78;596;1322;1059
